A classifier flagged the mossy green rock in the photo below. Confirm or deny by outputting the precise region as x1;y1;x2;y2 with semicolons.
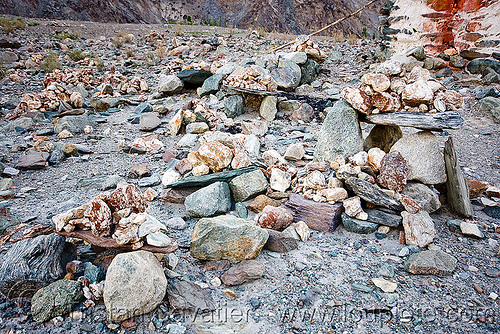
31;279;83;323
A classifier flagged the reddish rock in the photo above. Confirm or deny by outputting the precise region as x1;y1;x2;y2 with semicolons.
247;195;281;213
257;206;293;231
175;158;193;175
162;151;175;163
398;194;422;214
370;92;401;112
129;165;151;178
220;260;265;286
86;200;113;237
466;178;488;198
341;87;372;114
377;152;409;192
435;90;464;110
107;184;147;213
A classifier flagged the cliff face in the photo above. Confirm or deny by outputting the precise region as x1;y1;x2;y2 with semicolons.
0;0;378;35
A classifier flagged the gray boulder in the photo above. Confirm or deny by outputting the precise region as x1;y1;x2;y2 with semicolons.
229;169;269;202
184;182;231;217
53;114;94;134
31;279;83;323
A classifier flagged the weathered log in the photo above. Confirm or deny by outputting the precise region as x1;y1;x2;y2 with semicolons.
282;193;343;232
444;137;473;217
363;111;464;131
345;177;404;211
56;230;178;254
167;166;258;188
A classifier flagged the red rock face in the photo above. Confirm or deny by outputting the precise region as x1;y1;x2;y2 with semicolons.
106;184;147;213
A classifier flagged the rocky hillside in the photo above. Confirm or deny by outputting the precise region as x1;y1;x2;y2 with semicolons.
0;0;378;35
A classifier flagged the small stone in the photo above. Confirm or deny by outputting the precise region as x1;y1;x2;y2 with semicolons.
139;112;161;131
224;95;244;118
241;119;268;137
247;195;281;213
402;211;436;248
293;221;310;241
165;217;187;230
57;129;74;139
342;213;378;234
377;152;409;192
196;141;233;172
192;164;209;176
186;122;209;134
321;188;348;202
146;232;173;247
401;81;433;106
84;263;104;283
460;221;484;238
158;75;184;95
257;206;294;231
343;196;363;218
260;96;278;121
284;143;305;161
229;169;269;202
270;168;291;193
31;279;83;323
220;260;265;286
405;249;457;275
372;277;397;293
185;182;231;217
162;169;182;187
264;229;298;253
402;182;441;213
361;73;391;92
129;165;151;178
16;152;49;170
367;147;386;172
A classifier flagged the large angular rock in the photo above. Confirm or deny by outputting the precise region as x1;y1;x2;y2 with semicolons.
200;73;224;97
53;114;93;134
103;251;167;321
139;112;161;131
341;87;371;114
402;211;435;248
221;260;265;286
314;99;363;162
229;169;269;202
377;152;409;192
185;182;231;217
390;131;446;185
31;279;83;323
224;95;244;118
405;250;457;276
158;74;183;95
0;234;73;298
16;152;49;170
402;182;441;213
345;177;403;211
190;215;269;263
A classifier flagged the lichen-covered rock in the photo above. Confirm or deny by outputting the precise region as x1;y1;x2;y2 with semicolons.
31;279;83;323
104;251;167;321
106;184;147;214
190;215;269;263
257;206;294;231
402;211;435;248
377;152;409;192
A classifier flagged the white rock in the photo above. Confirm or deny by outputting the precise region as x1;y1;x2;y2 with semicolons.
372;277;397;293
294;221;310;241
460;221;484;238
270;168;291;193
162;168;181;186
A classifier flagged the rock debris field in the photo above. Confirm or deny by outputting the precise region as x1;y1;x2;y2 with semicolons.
0;19;499;334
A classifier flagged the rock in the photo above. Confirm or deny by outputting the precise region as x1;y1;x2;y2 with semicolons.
257;206;293;231
247;195;281;213
200;73;224;97
364;125;403;153
241;119;268;137
0;178;12;191
300;59;320;85
361;73;391;92
407;46;425;61
377;152;409;192
321;188;348;202
84;263;104;283
129;165;151;178
0;234;72;298
167;280;215;312
259;96;277;121
402;182;441;213
284;52;307;64
16;152;49;170
291;102;314;122
370;91;401;113
402;211;435;247
31;279;83;323
314;100;363;162
197;141;233;172
342;196;363;218
284;143;305;161
58;129;74;139
401;81;433;106
190;215;268;263
107;183;147;213
186;122;209;134
76;175;120;191
48;149;65;165
139;112;161;131
54;114;93;134
177;69;212;86
340;87;371;114
264;229;298;253
372;277;397;293
229;169;269;202
365;209;402;227
224;95;244;118
444;137;473;217
449;54;465;68
87;200;113;237
467;58;500;74
3;117;34;132
221;260;265;286
405;249;457;275
271;67;300;91
165;217;187;230
466;178;488;198
158;75;183;95
345;177;403;211
460;221;484;238
146;232;173;247
367;147;386;172
168;109;183;136
484;206;500;219
168;166;258;188
390;131;446;185
103;251;167;321
185;182;231;217
269;168;291;193
342;213;378;234
478;97;500;123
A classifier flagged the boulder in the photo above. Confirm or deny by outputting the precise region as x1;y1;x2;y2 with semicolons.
158;74;183;95
184;182;231;217
53;114;93;134
390;131;446;185
190;215;269;263
0;234;73;298
103;251;167;321
229;169;269;202
31;279;83;323
314;100;363;162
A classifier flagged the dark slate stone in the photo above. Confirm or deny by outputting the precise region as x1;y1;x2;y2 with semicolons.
177;69;213;86
341;213;378;234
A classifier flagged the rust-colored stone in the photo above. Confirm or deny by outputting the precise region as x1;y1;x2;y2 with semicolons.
107;184;147;214
377;152;409;192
